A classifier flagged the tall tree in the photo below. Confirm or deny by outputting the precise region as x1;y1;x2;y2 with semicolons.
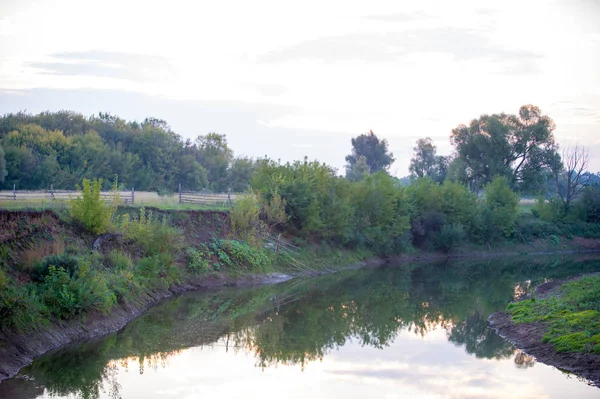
553;145;590;211
225;156;256;192
0;143;6;183
345;130;394;176
196;133;233;191
346;155;370;182
409;138;449;183
450;105;557;191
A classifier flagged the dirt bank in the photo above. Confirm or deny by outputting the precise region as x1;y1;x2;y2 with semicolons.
489;278;600;387
0;271;293;382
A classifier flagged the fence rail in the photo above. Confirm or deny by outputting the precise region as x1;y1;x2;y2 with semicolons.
0;183;243;209
178;184;240;207
0;185;135;204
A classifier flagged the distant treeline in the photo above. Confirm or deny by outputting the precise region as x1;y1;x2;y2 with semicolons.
0;111;255;192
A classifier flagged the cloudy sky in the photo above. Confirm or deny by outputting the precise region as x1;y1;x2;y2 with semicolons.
1;0;599;175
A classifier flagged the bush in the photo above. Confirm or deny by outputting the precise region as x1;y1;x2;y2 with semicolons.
105;250;133;271
118;207;182;256
217;239;272;271
136;253;179;286
410;211;446;248
483;176;519;239
434;224;465;253
186;247;209;273
0;275;47;331
532;196;565;222
578;187;600;223
39;264;116;319
31;253;80;282
69;178;115;235
230;192;261;244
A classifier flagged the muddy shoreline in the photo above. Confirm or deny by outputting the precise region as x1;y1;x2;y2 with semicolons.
488;277;600;387
0;272;294;383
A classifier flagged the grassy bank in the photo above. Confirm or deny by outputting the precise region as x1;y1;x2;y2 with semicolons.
506;274;600;353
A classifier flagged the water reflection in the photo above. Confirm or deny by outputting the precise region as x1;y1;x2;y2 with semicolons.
2;255;600;398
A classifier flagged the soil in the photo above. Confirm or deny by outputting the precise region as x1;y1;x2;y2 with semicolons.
489;277;600;387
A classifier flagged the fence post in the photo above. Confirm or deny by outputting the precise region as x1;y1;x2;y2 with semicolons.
178;183;182;204
131;187;135;205
50;184;55;200
12;184;16;201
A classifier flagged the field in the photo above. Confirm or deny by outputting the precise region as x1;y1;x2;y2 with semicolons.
0;191;237;211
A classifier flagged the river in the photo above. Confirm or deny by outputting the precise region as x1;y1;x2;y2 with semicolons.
2;255;600;398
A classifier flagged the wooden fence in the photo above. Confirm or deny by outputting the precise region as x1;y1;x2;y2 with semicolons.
178;184;240;207
0;184;135;204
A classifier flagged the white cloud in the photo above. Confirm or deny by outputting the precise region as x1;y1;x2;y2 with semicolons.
0;0;599;174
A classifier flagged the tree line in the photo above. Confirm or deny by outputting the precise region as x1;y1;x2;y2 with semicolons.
1;106;599;236
0;111;255;192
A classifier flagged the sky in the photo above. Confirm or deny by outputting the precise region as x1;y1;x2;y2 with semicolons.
0;0;599;175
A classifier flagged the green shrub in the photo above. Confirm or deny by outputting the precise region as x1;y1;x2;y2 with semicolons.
136;253;179;286
532;196;565;222
105;250;133;271
482;176;519;239
32;253;80;282
186;247;209;273
578;187;600;223
118;207;182;256
230;192;261;244
69;178;114;235
434;224;465;253
220;239;272;271
39;264;116;319
0;281;47;332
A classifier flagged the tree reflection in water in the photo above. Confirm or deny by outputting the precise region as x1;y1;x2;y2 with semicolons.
5;255;600;398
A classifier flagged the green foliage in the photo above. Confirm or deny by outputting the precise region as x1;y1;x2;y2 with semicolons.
40;264;116;319
345;131;395;174
532;196;565;222
409;138;448;183
450;105;557;192
136;253;179;286
230;191;261;244
0;143;6;183
507;275;600;353
31;253;80;282
219;239;272;271
578;186;600;223
483;176;519;238
345;155;370;182
118;207;182;256
105;250;133;271
434;224;466;253
0;278;47;332
195;132;233;191
68;178;113;234
186;247;210;273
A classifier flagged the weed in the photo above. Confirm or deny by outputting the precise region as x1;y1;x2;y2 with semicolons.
69;178;114;235
507;275;600;353
186;247;209;274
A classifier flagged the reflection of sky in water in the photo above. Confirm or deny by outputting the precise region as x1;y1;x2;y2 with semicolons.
77;326;597;399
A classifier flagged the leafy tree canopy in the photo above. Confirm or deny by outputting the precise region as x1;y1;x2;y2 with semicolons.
450;105;557;192
345;130;395;176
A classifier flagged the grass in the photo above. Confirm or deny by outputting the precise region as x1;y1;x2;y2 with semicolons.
518;198;535;215
0;191;231;211
507;275;600;353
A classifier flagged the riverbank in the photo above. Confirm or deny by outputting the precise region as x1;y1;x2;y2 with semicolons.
1;207;600;383
0;269;299;382
489;274;600;387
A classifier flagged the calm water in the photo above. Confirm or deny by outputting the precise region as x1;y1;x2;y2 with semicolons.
3;255;600;399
